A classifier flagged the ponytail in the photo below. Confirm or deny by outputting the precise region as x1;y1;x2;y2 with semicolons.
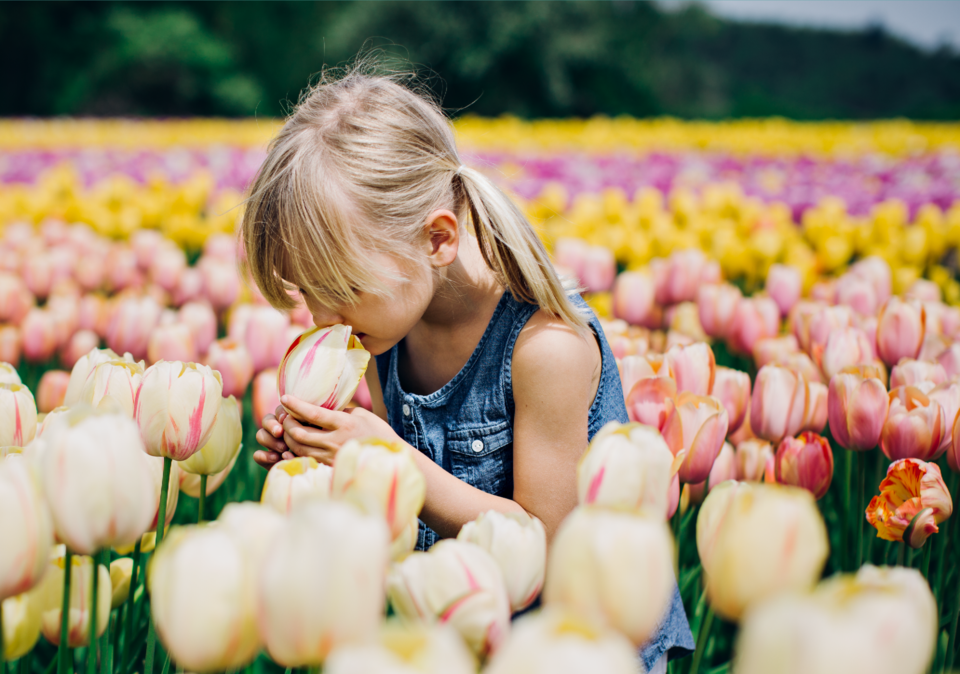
455;166;590;331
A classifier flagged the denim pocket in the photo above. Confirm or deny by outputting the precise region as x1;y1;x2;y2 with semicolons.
446;421;514;497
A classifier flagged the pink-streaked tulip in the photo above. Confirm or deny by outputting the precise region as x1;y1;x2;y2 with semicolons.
835;272;879;316
63;346;125;406
753;335;800;369
60;330;100;371
805;305;855;362
866;458;952;547
751;365;810;444
876;297;926;367
253;368;280;429
179;395;242;477
179;301;217;356
621;355;676;430
543;507;674;646
261;457;333;514
245;306;290;374
654;249;712;305
36;551;111;647
206;338;255;399
710;366;751;436
149;245;186;293
818;327;875;381
0;384;37;447
889;358;948;389
200;260;241;312
180;454;238;499
800;382;828;434
171;267;203;307
0;362;20;385
36;370;69;414
727;296;779;356
766;264;802;317
735;439;775;483
828;370;889;451
0;457;53;601
687;441;737;504
135;361;223;461
881;386;947;461
259;500;389;666
79;359;144;418
775;432;834;500
228;304;254;343
20;309;57;363
664;342;715;396
662;392;729;484
929;381;960;456
278;325;371;414
107;295;162;361
0;273;33;325
612;271;657;328
697;282;742;340
849;256;892;305
0;326;21;367
147;323;198;365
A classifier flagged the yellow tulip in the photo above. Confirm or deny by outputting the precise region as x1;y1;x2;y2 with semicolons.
36;551;110;647
2;590;42;660
109;558;133;609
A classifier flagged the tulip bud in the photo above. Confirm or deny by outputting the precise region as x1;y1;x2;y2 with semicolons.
866;458;952;546
0;326;21;368
937;343;960;379
697;283;742;339
696;480;750;571
827;371;889;451
78;359;145;418
206;338;255;399
726;296;779;356
710;366;751;436
244;306;290;373
179;301;218;356
876;297;926;367
147;323;198;365
819;327;875;381
35;370;69;413
687;442;737;505
457;510;547;613
389;518;418;563
0;273;33;325
179;395;242;476
664;342;715;396
881;386;946;461
612;271;657;328
2;590;43;660
621;354;677;430
655;249;709;305
576;422;674;518
253;368;281;429
0;383;37;447
259;500;389;666
889;358;948;389
332;438;426;540
200;260;241;312
735;439;775;483
929;381;960;458
661;393;729;484
36;551;110;647
107;295;163;361
775;432;833;500
109;558;134;609
544;508;674;646
799;381;828;434
20;309;57;363
753;335;800;369
64;346;125;406
278;325;370;413
261;457;333;514
750;365;810;444
60;330;101;371
0;362;19;386
326;621;476;674
836;272;879;316
171;267;203;307
0;457;53;601
806;306;854;363
766;264;802;317
136;360;223;461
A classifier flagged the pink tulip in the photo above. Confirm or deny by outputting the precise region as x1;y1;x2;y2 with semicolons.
697;283;742;339
938;343;960;379
203;233;237;262
171;267;203;307
809;279;836;304
876;297;926;367
47;295;79;349
775;432;834;500
179;301;218;356
753;335;800;369
205;338;255;399
0;273;34;325
727;296;780;356
621;354;677;430
848;256;892;306
828;370;889;451
613;271;658;328
818;327;875;380
74;252;107;292
149;246;186;293
22;253;54;300
661;392;729;484
227;304;254;343
664;342;715;396
107;295;162;361
949;409;960;473
581;246;616;293
750;365;810;444
805;305;854;363
881;386;947;461
131;230;165;271
36;370;70;413
835;273;878;316
889;359;948;389
147;323;198;364
766;264;802;317
245;306;292;374
61;330;101;370
106;245;141;293
654;249;713;305
667;473;680;519
940;306;960;339
687;441;737;504
20;309;57;363
800;382;829;434
710;366;751;436
253;368;281;429
929;381;960;456
788;300;827;353
735;439;775;482
906;279;942;303
200;260;241;312
553;238;589;281
772;351;825;385
0;325;21;366
919;333;951;362
77;294;108;336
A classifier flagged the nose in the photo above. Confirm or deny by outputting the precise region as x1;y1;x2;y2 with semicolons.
309;305;345;330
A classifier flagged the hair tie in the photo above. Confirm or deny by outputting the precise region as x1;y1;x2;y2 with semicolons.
454;165;464;177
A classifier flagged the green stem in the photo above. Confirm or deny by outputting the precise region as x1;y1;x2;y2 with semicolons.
88;551;101;674
102;553;113;674
935;521;949;608
58;548;74;674
19;650;30;674
843;449;853;570
898;541;906;567
111;606;123;674
689;606;715;674
672;506;682;573
121;540;142;671
144;458;172;674
922;541;933;580
1;590;5;674
856;451;866;569
198;475;207;524
949;561;960;671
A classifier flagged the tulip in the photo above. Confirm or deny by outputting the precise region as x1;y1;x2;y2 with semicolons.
696;480;751;571
203;234;237;261
827;370;889;451
750;365;810;444
64;347;129;405
60;330;101;370
818;327;875;380
149;525;260;673
261;457;333;514
2;590;43;660
735;439;775;483
244;306;290;373
876;297;926;367
325;622;476;674
352;375;373;411
136;360;223;461
866;458;952;548
228;304;254;343
180;453;238;499
697;282;742;340
107;295;163;361
179;301;218;356
47;295;79;349
457;510;547;613
149;245;186;293
77;294;108;336
109;558;133;609
20;309;57;363
710;366;750;436
621;354;676;430
170;267;203;306
889;358;947;389
773;350;825;384
580;246;616;293
259;500;389;666
702;483;829;621
849;256;892;305
654;249;710;305
661;393;729;484
752;335;800;369
799;381;828;434
0;458;53;601
664;342;715;396
482;608;641;674
0;326;20;367
215;502;285;569
147;322;198;364
726;296;779;356
907;279;941;303
22;253;53;300
0;384;37;447
78;359;145;418
253;368;281;429
179;395;242;477
0;273;33;325
200;260;241;312
131;230;164;271
766;264;802;317
937;343;960;378
929;381;960;457
206;338;255;398
788;300;826;353
40;408;156;554
666;302;708;342
835;272;879;316
36;550;111;647
278;325;371;413
0;363;19;386
390;518;418;562
612;271;657;328
35;370;69;413
881;386;946;461
544;507;673;646
775;432;833;499
687;442;737;505
576;421;674;518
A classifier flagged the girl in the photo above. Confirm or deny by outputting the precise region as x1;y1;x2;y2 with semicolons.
244;66;692;671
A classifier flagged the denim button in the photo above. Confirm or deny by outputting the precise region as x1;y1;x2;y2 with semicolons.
471;439;484;452
402;404;411;417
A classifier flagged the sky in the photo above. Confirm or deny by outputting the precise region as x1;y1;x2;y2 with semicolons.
674;1;960;51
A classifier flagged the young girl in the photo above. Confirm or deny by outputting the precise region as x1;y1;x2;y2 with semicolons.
244;66;692;671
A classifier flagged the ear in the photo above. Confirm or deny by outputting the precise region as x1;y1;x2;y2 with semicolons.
423;209;460;268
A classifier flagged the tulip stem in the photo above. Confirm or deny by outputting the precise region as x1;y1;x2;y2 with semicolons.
949;564;960;671
121;540;142;672
1;594;5;674
58;548;73;674
922;542;933;580
102;552;113;674
88;550;101;674
198;475;208;524
145;458;172;674
689;605;715;674
856;451;866;569
897;541;906;567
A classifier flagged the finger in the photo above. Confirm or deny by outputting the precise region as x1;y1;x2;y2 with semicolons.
262;415;284;438
282;416;336;449
256;428;288;454
281;395;343;429
274;406;288;424
282;451;296;461
253;449;281;468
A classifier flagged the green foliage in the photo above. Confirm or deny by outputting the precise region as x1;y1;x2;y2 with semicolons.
1;1;957;119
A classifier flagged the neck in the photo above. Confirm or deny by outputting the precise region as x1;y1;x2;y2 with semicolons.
419;232;503;331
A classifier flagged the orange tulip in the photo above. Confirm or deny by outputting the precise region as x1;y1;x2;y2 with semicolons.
661;392;729;484
881;387;947;461
866;458;952;548
775;432;834;500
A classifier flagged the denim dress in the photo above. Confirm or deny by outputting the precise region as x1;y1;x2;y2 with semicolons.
375;291;695;668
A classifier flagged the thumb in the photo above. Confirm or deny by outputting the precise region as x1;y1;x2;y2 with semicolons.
281;395;344;429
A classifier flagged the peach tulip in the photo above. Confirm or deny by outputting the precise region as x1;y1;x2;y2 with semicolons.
107;295;162;361
697;282;742;339
277;325;370;413
849;256;892;305
0;326;21;367
0;273;33;325
253;368;280;429
661;392;729;484
105;245;141;293
727;296;779;356
929;381;960;456
735;439;775;483
200;260;241;312
261;457;333;514
766;264;802;317
205;338;254;399
131;230;165;271
666;302;708;341
788;300;826;354
244;306;290;374
612;271;657;328
818;327;875;381
60;330;100;370
866;458;952;548
876;297;926;367
147;323;198;364
664;342;715;396
881;386;947;461
753;335;800;369
710;366;751;436
775;432;834;500
20;309;57;363
835;272;879;316
687;441;737;504
806;306;855;362
36;370;69;413
937;343;960;378
36;551;111;647
0;384;37;447
800;381;829;434
750;365;810;444
827;370;889;451
0;457;53;601
920;333;951;363
889;358;948;389
580;246;616;293
179;395;242;477
178;301;217;356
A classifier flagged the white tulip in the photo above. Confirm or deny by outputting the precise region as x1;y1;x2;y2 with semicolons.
325;623;475;674
179;396;242;476
215;502;285;572
261;457;332;514
0;383;37;447
63;347;125;406
390;518;419;562
0;362;21;385
77;359;144;418
277;324;370;412
0;457;53;601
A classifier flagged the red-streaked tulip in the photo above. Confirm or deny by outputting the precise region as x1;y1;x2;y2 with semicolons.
543;508;674;646
828;371;889;451
753;335;800;369
750;365;810;444
36;550;110;647
0;457;53;601
664;342;715;396
36;370;69;413
63;346;124;406
727;296;779;356
889;358;948;389
179;395;242;477
766;264;802;317
0;384;37;447
206;338;255;399
0;273;33;325
107;295;162;361
253;368;280;429
277;325;371;414
735;439;775;483
200;260;241;312
866;458;952;548
819;327;875;381
876;297;926;367
0;326;21;367
78;359;144;418
259;500;389;666
0;362;20;386
576;422;674;519
244;306;290;374
710;366;751;436
147;322;198;365
662;393;729;484
612;271;657;328
179;301;217;356
261;457;333;514
800;381;828;434
20;309;57;363
881;386;947;461
60;330;100;370
697;282;742;340
687;441;737;505
775;432;834;500
458;510;547;613
135;360;223;461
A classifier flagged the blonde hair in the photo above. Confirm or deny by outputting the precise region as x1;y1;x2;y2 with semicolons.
241;63;588;330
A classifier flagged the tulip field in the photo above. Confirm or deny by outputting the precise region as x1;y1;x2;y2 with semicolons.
4;117;960;674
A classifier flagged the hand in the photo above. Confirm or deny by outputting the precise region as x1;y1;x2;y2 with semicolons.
253;406;291;469
279;394;401;465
